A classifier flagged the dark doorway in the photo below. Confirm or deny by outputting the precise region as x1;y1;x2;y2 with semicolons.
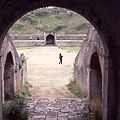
46;34;55;45
4;52;14;101
89;52;102;120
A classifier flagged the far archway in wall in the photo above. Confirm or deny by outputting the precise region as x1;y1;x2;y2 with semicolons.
89;52;102;120
46;34;55;45
4;52;14;101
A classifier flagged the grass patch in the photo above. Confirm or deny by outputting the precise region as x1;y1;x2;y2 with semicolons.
67;81;86;98
3;82;32;120
59;46;80;52
9;7;90;34
16;46;42;50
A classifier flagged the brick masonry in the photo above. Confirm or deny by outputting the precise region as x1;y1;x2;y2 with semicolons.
0;33;27;102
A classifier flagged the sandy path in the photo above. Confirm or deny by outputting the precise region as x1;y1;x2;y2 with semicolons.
18;46;79;98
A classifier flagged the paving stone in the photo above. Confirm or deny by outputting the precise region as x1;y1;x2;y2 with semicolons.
47;111;58;117
35;105;48;113
28;118;34;120
40;98;49;103
37;102;48;107
61;99;71;107
34;118;45;120
48;107;61;112
32;115;45;119
68;117;81;120
69;104;76;111
61;106;75;113
48;103;61;108
58;117;68;120
54;98;61;103
68;114;78;118
26;97;90;120
58;112;69;117
68;112;77;116
28;107;35;112
46;117;57;120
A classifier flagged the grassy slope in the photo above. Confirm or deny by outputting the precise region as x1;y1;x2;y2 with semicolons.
9;7;90;34
59;46;80;52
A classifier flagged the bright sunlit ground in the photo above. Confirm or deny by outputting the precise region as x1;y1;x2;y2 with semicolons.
17;46;80;98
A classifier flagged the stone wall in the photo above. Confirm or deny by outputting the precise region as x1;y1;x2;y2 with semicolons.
11;33;86;47
55;40;84;47
19;53;27;85
74;26;109;119
0;33;27;102
13;40;45;47
11;33;44;40
74;26;108;94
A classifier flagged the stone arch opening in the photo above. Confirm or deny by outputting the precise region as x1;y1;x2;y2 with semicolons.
0;1;117;119
89;52;102;120
46;34;55;45
4;52;14;101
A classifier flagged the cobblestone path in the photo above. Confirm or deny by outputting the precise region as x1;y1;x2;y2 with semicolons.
27;97;89;120
18;47;90;120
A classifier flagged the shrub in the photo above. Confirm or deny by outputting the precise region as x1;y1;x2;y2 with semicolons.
20;81;32;98
53;25;67;32
3;93;29;120
21;13;38;25
81;112;95;120
67;81;87;98
74;23;89;31
19;53;27;70
34;11;48;17
3;82;32;120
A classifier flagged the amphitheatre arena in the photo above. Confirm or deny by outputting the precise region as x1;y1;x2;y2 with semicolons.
0;1;120;120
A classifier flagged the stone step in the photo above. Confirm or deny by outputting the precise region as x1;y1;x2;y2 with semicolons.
26;97;90;120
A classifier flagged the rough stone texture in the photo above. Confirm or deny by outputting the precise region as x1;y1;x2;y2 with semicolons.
74;26;108;119
11;33;86;41
19;53;27;85
0;33;27;102
13;40;45;47
0;0;120;119
11;34;44;40
26;97;90;120
55;40;83;47
13;39;84;47
11;33;85;47
74;26;108;93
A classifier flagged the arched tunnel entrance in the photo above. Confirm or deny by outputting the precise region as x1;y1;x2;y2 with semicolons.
0;0;118;119
46;34;55;45
4;52;14;101
89;52;102;120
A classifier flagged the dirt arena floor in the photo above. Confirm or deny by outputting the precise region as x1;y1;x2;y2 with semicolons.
18;46;79;98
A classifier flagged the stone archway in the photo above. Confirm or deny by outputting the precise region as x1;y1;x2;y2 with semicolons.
4;52;14;101
89;52;102;120
0;1;119;120
46;34;55;45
